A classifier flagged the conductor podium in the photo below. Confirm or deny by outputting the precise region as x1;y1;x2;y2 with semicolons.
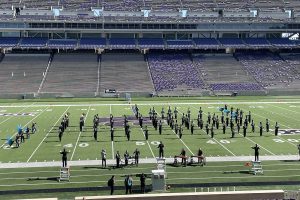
250;161;263;175
151;169;166;191
152;157;166;191
156;157;166;178
59;167;70;182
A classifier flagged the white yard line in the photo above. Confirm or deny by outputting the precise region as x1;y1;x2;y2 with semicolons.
129;104;155;158
139;126;155;158
26;106;70;162
70;105;91;161
213;138;236;156
0;101;300;108
233;104;297;148
268;103;300;117
197;127;236;156
0;102;36;126
260;106;300;123
0;106;50;149
241;134;276;155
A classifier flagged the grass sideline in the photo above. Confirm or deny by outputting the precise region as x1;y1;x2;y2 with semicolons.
0;161;300;199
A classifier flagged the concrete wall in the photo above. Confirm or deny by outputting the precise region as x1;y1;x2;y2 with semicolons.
75;190;284;200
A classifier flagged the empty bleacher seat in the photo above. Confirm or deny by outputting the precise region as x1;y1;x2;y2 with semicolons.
166;40;194;49
79;38;106;49
19;37;48;48
48;39;78;49
109;38;136;49
193;38;219;49
0;37;20;48
138;38;165;49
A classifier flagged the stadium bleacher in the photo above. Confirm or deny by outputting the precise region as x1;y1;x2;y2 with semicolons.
0;37;19;48
166;40;194;49
41;54;98;94
196;54;260;91
147;53;204;92
19;37;48;48
48;39;78;49
100;53;153;92
235;51;300;88
0;54;49;94
0;37;298;50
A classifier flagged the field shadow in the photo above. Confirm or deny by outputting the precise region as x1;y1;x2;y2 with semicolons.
27;177;59;182
45;140;60;143
282;160;300;162
223;170;251;174
83;166;105;170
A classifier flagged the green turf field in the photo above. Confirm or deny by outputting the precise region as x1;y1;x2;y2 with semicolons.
1;96;300;162
0;96;300;199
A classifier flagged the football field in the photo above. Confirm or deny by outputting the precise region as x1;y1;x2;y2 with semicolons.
0;96;300;163
0;96;300;199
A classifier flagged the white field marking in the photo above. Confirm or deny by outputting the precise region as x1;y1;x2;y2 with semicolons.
110;104;112;115
71;105;91;161
111;141;115;159
1;101;300;108
166;174;300;181
212;138;236;156
130;104;155;158
190;105;276;156
238;105;293;129
256;104;300;123
234;104;297;148
174;105;234;156
240;133;276;155
2;174;300;187
154;104;194;155
26;106;70;162
0;106;50;149
1;162;300;175
3;168;300;180
199;128;236;156
0;102;36;126
139;126;155;159
268;103;300;116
